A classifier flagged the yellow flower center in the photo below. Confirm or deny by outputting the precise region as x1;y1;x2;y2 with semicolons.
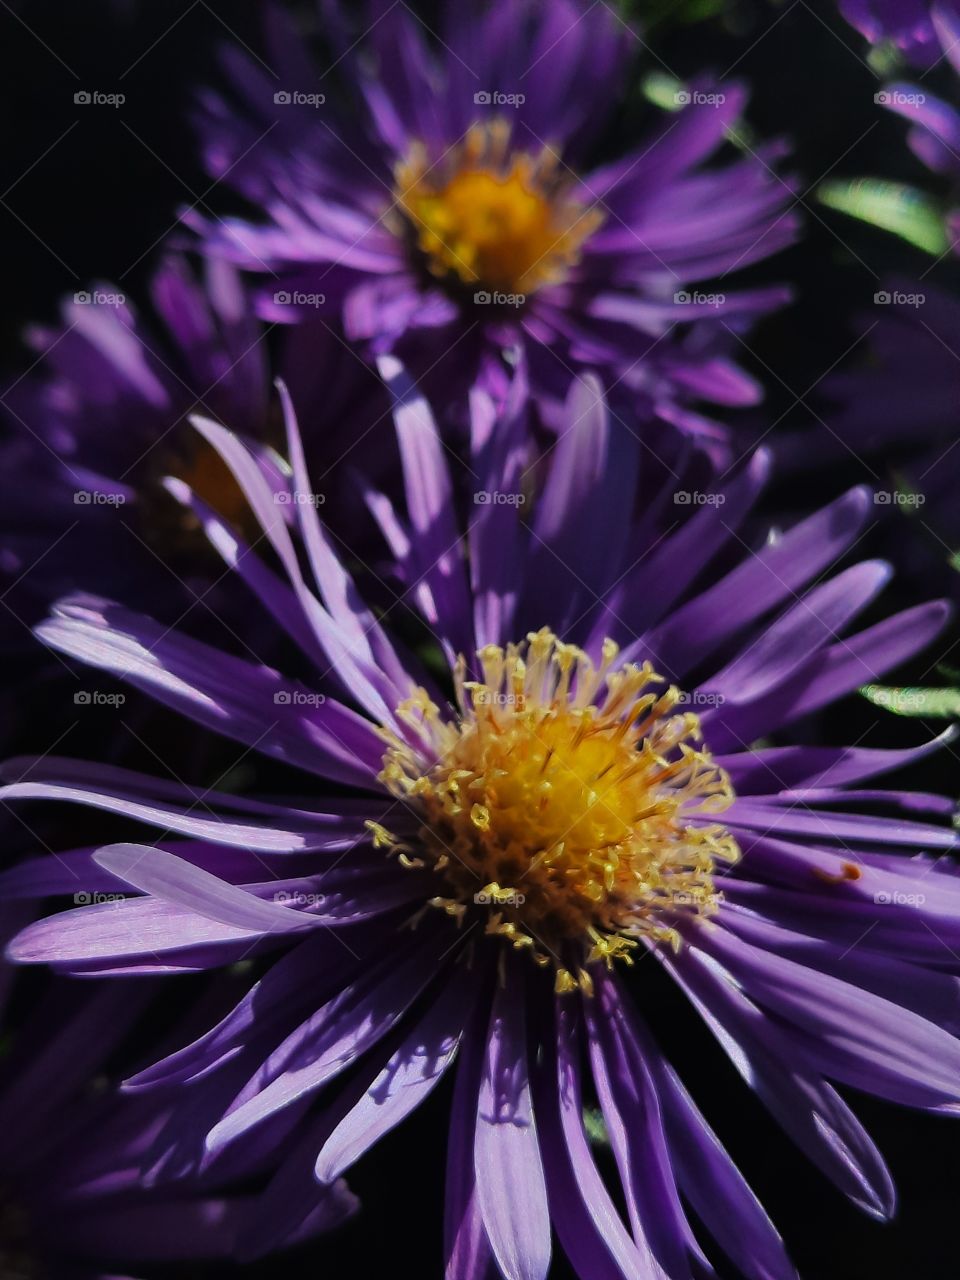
393;120;603;297
147;435;265;557
175;439;255;532
371;629;739;993
0;1194;34;1280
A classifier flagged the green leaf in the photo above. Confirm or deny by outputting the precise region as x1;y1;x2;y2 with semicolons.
642;72;685;112
583;1106;610;1147
861;684;960;718
619;0;726;26
818;178;950;254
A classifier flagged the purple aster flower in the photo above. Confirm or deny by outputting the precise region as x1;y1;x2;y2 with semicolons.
776;281;960;591
0;904;356;1278
186;0;798;430
841;0;947;61
0;252;403;781
0;254;271;628
853;3;960;248
4;371;958;1278
0;252;389;637
782;279;960;463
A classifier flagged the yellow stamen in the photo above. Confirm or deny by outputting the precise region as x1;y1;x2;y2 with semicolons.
393;120;603;297
377;630;739;990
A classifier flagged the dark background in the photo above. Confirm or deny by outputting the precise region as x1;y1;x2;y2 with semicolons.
1;1;959;1277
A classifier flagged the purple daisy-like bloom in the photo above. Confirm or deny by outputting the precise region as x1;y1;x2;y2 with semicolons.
0;253;392;633
0;905;357;1279
779;282;958;518
841;0;947;60
0;254;271;628
778;282;960;583
4;371;959;1277
187;0;798;428
860;2;960;247
782;279;960;464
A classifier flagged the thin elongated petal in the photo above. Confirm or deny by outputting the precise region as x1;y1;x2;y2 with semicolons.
475;979;551;1280
316;966;471;1182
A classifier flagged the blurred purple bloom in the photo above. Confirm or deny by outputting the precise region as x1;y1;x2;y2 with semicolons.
785;280;960;462
860;2;960;248
0;255;271;627
187;0;798;436
0;907;356;1278
3;371;958;1278
841;0;946;60
779;282;960;578
0;252;393;689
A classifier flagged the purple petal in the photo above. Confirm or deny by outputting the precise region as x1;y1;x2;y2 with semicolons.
207;936;445;1154
316;966;471;1182
665;943;896;1218
475;977;551;1280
